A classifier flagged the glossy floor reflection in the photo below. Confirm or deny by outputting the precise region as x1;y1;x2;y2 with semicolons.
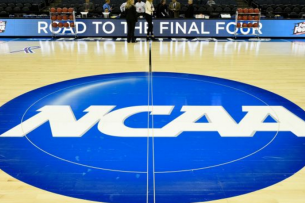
0;39;305;203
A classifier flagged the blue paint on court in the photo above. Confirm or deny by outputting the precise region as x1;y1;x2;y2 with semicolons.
0;72;305;203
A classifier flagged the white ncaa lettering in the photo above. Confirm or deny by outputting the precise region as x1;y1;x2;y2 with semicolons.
1;105;305;138
98;106;174;137
0;106;115;137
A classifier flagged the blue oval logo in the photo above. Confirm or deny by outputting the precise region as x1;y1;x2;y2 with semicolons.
1;72;305;203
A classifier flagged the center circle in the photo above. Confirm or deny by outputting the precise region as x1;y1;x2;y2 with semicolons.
21;74;278;172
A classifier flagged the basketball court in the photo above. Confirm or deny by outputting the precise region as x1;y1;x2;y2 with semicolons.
0;38;305;203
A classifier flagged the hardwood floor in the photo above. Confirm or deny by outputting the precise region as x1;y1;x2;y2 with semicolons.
0;39;304;203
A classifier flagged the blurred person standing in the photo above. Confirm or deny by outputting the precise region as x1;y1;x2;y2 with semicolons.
120;0;127;12
135;0;146;17
120;0;127;17
145;0;155;40
125;0;138;43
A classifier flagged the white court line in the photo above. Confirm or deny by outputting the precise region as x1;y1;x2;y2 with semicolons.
147;72;150;203
281;39;292;42
150;71;156;203
148;40;156;203
0;38;20;44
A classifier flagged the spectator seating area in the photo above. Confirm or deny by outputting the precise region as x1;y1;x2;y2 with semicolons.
252;0;305;18
190;0;238;17
1;0;304;18
55;0;237;18
0;0;49;17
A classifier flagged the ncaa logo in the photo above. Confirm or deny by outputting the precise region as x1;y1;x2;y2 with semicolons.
0;72;305;203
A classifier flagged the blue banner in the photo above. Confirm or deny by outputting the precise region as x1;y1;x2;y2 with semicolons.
0;18;304;37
